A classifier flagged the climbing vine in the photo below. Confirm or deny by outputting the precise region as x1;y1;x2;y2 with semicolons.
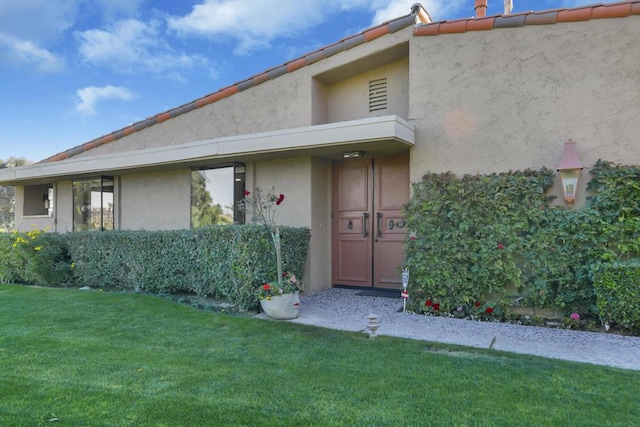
404;161;640;321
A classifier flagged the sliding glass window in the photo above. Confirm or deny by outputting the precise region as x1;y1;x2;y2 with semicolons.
73;176;114;231
191;163;245;228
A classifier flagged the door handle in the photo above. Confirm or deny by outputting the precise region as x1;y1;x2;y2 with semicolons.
362;212;370;237
376;212;383;237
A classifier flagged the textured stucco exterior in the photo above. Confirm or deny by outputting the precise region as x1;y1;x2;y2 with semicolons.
119;170;191;230
408;17;640;207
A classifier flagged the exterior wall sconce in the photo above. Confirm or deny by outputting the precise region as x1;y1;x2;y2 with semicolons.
343;151;366;159
43;194;50;210
557;139;583;207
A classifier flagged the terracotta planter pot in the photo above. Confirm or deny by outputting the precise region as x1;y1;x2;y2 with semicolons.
260;292;300;320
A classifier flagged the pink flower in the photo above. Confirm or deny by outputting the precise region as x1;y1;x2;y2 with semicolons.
497;243;504;250
244;190;250;196
425;300;432;307
433;303;440;311
276;194;285;206
485;307;494;314
570;312;580;320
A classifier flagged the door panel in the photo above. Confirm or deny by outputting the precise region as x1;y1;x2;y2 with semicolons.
373;157;410;289
332;156;409;289
332;159;372;287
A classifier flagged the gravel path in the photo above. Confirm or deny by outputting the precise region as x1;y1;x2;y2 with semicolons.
256;288;640;371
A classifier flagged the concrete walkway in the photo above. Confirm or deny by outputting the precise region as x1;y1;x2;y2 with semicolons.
257;288;640;371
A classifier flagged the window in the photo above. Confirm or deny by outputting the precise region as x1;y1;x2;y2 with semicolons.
191;163;246;228
368;78;388;112
23;184;53;217
73;177;114;231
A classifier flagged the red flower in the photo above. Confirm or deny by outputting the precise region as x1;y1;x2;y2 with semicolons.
497;243;504;250
474;302;481;308
485;307;494;314
262;284;271;290
244;190;250;196
433;303;440;311
276;194;285;206
425;300;432;307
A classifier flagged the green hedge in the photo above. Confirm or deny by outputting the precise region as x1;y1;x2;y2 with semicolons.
63;225;310;310
404;161;640;321
593;261;640;331
0;225;310;310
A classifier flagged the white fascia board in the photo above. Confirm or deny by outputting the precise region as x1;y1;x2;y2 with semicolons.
0;115;414;184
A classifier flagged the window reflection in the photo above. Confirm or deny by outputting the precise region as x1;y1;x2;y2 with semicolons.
191;163;245;228
73;177;114;231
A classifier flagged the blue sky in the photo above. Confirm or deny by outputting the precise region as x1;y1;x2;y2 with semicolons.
0;0;596;162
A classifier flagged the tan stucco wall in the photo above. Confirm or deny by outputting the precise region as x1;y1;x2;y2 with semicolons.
54;181;74;233
15;186;54;232
327;58;409;123
119;170;191;230
244;156;333;292
308;157;332;293
408;18;640;208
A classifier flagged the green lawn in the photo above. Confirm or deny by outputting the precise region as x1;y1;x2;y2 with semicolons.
1;285;638;426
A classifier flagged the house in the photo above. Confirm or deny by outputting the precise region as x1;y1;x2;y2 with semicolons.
1;1;639;294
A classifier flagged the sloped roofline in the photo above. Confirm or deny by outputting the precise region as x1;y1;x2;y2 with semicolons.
414;0;639;36
42;1;639;163
42;7;425;164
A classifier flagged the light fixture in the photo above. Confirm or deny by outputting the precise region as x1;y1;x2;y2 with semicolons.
343;151;366;159
43;194;50;210
557;139;583;207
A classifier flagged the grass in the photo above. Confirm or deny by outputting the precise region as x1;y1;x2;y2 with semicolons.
1;285;639;426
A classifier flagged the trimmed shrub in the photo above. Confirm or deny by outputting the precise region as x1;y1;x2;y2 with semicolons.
593;261;640;331
64;225;311;310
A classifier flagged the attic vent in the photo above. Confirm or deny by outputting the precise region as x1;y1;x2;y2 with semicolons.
368;78;388;112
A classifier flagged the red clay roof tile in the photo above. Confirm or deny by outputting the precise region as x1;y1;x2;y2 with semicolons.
591;3;632;19
414;23;441;36
364;24;389;42
557;7;593;22
439;20;468;34
466;17;495;31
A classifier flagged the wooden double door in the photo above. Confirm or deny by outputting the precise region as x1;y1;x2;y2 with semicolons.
331;157;409;290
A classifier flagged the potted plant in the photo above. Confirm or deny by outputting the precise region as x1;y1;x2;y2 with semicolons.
240;187;300;319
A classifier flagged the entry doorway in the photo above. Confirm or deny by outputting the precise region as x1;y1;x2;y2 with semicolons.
331;156;409;289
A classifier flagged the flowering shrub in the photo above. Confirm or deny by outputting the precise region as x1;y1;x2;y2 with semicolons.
256;272;299;300
9;228;73;286
239;187;292;290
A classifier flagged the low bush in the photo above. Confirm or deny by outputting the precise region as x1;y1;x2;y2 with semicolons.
63;225;310;309
593;261;640;332
0;229;73;286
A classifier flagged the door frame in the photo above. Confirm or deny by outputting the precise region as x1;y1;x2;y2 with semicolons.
331;155;409;290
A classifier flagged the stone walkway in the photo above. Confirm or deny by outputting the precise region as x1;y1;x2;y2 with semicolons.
256;288;640;371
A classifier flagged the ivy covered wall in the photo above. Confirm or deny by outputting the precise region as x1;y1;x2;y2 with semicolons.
404;160;640;328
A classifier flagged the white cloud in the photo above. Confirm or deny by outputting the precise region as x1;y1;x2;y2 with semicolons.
0;0;77;44
0;34;65;72
75;85;136;115
0;0;78;72
166;0;469;55
76;19;207;77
